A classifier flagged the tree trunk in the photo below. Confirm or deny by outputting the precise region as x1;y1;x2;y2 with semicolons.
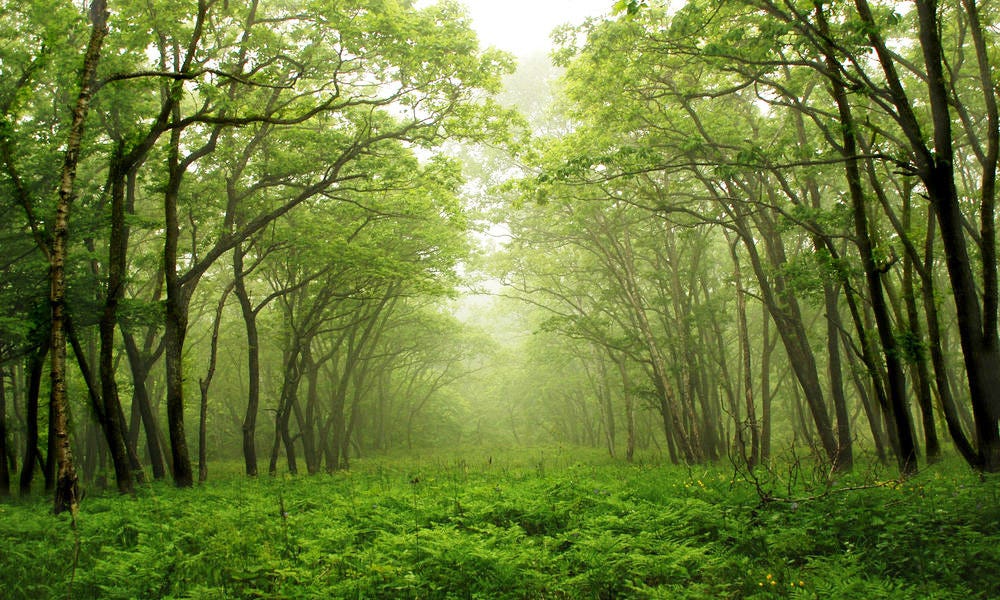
163;123;193;487
616;357;636;463
198;283;231;483
856;0;1000;470
19;342;46;496
824;282;853;471
760;304;773;463
50;0;108;513
816;4;916;473
98;162;135;495
233;243;262;477
902;199;941;463
845;348;889;463
121;331;167;479
163;283;193;487
0;369;9;497
920;214;978;463
270;345;301;475
729;238;758;468
736;206;839;464
295;346;320;474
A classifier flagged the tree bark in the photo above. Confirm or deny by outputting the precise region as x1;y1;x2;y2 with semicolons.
616;357;636;463
0;369;9;497
729;238;758;468
233;243;262;477
198;282;231;483
19;342;47;496
818;3;916;473
121;331;167;479
50;0;108;514
98;155;135;494
902;198;941;463
760;303;773;463
850;0;1000;470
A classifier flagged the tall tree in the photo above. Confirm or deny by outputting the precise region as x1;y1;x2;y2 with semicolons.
49;0;109;513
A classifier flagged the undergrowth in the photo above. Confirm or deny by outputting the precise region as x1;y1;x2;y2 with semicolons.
1;447;997;599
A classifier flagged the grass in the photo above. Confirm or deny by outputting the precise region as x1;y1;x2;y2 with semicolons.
1;446;998;599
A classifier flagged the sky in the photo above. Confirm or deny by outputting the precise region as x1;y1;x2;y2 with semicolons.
454;0;613;57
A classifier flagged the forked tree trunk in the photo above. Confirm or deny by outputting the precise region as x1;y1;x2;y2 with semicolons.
121;331;167;479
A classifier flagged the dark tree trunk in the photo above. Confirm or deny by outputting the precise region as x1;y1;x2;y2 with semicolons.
817;4;917;473
270;345;301;475
163;276;193;487
296;347;321;474
902;201;941;463
914;2;1000;457
852;0;1000;470
98;158;135;495
921;214;978;463
0;369;9;497
121;331;167;479
20;342;47;496
198;283;231;483
824;282;853;471
233;243;262;477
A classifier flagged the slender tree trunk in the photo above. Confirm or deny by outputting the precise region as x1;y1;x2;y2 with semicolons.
730;238;758;468
817;4;916;473
45;374;56;492
902;200;941;463
824;282;853;472
922;213;978;463
294;346;320;474
739;209;839;463
760;304;773;463
121;332;167;479
270;345;301;475
0;369;9;497
98;160;135;494
50;0;108;513
845;346;889;463
233;243;262;476
163;281;193;486
198;283;231;483
20;342;46;496
163;121;194;487
9;367;22;479
617;357;635;463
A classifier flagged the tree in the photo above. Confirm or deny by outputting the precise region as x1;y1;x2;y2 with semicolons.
49;0;109;513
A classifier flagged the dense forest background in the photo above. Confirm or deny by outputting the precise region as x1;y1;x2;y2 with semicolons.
1;0;999;517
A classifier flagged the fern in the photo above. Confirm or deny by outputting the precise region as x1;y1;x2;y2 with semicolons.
1;452;997;599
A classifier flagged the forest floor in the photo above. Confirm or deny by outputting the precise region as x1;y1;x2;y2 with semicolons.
2;447;998;599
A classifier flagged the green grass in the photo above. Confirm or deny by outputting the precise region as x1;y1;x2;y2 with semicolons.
2;447;998;599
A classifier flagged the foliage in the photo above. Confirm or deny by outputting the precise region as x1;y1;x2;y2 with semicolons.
2;451;997;599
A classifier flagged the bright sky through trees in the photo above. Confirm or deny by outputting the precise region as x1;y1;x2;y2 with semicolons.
454;0;612;56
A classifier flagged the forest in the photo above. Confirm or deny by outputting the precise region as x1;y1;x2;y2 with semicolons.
1;0;999;597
